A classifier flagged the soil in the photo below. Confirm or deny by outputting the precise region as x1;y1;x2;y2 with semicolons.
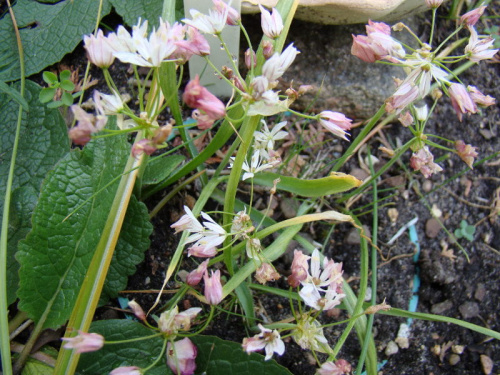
37;3;499;375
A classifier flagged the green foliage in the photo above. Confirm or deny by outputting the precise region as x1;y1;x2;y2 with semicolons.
142;154;185;185
110;0;164;30
0;80;69;305
16;126;152;329
0;0;112;81
39;69;76;108
77;320;169;374
78;320;292;375
454;219;476;241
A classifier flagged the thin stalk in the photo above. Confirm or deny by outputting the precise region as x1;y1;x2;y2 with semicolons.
355;153;379;375
54;133;147;375
1;2;25;373
222;115;261;275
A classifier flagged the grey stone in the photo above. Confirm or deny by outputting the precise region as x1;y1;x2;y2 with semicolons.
459;301;480;319
431;300;453;315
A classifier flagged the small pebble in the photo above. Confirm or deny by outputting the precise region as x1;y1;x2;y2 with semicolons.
480;354;494;374
425;218;441;238
431;300;453;315
385;341;399;356
422;180;433;192
431;345;441;356
387;208;399;225
459;301;480;319
452;345;465;355
449;354;460;366
475;283;486;301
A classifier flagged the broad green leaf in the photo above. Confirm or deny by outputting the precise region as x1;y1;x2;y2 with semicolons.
21;358;54;375
0;0;112;81
77;320;170;374
16;129;151;329
252;172;362;197
142;154;185;185
109;0;163;29
0;80;69;305
192;335;292;375
39;87;56;103
42;71;57;85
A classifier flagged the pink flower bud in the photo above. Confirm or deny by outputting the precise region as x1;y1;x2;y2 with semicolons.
83;30;116;68
245;48;257;69
262;40;274;59
425;0;443;8
213;0;241;26
110;366;141;375
467;85;496;107
259;5;283;39
317;359;352;375
132;139;157;157
61;331;104;354
448;83;477;121
318;111;352;141
128;300;146;321
203;270;223;305
288;250;310;288
167;338;197;375
460;5;487;26
183;76;226;129
186;259;210;286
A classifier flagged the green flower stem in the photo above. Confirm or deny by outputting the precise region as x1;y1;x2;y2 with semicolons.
331;105;388;172
143;337;168;372
1;2;24;374
355;154;379;375
54;133;147;375
429;7;438;47
105;332;164;345
223;115;262;275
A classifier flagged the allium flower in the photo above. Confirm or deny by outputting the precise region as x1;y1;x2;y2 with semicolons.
246;238;262;259
186;259;209;286
110;366;142;375
83;30;116;68
465;26;498;63
183;75;226;129
231;209;254;239
298;249;345;311
448;83;477;121
455;140;478;169
113;19;177;67
425;0;443;8
61;331;104;354
242;324;285;360
316;359;352;375
94;90;123;115
253;120;288;158
174;26;211;61
204;270;223;305
292;317;329;352
385;82;420;114
259;5;284;39
318;111;352;140
409;146;443;178
68;104;107;145
262;43;300;82
236;151;276;180
158;306;202;335
213;0;240;25
167;338;197;375
245;48;257;69
131;139;157;157
467;85;496;107
171;206;227;257
183;6;228;35
398;111;414;127
288;250;310;287
460;5;487;26
255;263;280;284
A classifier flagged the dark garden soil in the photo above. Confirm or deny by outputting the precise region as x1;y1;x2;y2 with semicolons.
41;4;500;375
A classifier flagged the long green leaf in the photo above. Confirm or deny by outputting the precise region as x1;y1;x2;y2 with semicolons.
252;172;362;197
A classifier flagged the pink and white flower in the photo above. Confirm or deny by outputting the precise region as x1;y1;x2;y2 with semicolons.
242;324;285;360
292;317;329;352
158;306;202;335
262;43;300;83
467;85;496;107
61;331;104;354
167;338;197;375
465;26;498;63
204;270;223;305
110;366;142;375
460;5;487;27
409;146;443;178
288;250;310;288
255;263;280;284
186;259;210;286
455;140;478;169
83;30;116;68
317;359;352;375
448;83;477;121
259;5;283;39
318;111;352;140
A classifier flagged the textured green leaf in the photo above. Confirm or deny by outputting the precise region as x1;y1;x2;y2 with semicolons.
77;320;170;375
252;171;362;197
0;80;69;305
21;357;54;375
0;81;29;109
110;0;164;29
192;335;292;375
78;321;292;375
142;154;185;185
0;0;112;81
16;129;151;329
